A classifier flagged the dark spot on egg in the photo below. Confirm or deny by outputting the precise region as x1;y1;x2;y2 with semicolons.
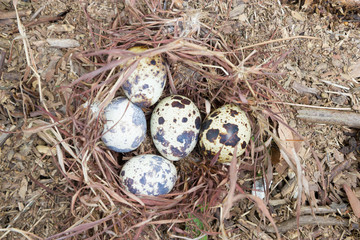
219;123;240;147
181;98;191;105
133;99;151;108
177;131;195;151
150;59;156;65
195;117;201;130
171;101;185;108
120;126;126;133
124;178;139;194
157;182;169;195
182;117;188;123
172;96;183;100
142;84;149;89
152;155;163;161
170;146;186;158
120;171;125;176
201;119;213;131
134;75;140;84
206;129;219;143
153;129;170;147
173;118;177;123
131;135;144;148
132;109;146;127
158;117;165;124
122;81;132;95
230;109;239;117
140;175;147;185
165;103;169;106
241;141;247;149
153;164;162;173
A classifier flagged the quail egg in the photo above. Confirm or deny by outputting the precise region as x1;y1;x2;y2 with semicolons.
199;104;251;163
121;46;167;108
120;154;177;196
101;97;146;152
150;95;201;161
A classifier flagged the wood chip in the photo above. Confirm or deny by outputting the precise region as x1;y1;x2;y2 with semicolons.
46;38;80;48
343;183;360;218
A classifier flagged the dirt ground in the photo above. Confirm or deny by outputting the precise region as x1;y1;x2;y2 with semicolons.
0;0;359;239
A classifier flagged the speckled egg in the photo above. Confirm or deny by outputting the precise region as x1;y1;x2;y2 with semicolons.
199;104;251;163
120;154;177;196
101;97;146;153
150;95;201;161
121;46;167;108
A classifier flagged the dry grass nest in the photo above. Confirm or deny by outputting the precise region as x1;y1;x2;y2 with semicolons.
20;1;321;239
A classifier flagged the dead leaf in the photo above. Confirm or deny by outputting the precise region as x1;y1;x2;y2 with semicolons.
19;177;28;200
36;145;56;156
343;184;360;218
47;24;75;32
291;11;305;21
349;61;360;78
302;0;314;9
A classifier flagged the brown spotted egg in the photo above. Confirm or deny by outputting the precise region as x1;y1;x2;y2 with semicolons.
199;104;251;163
121;46;167;108
150;95;201;161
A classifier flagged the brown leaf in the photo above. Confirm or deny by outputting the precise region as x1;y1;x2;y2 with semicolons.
343;184;360;218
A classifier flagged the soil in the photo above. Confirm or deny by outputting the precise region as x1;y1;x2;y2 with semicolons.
0;0;359;239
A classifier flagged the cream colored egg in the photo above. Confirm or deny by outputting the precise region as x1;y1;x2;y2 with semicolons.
121;46;167;108
199;104;251;163
150;95;201;161
119;154;177;196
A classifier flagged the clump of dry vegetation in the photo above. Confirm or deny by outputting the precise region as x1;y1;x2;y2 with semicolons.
1;0;359;239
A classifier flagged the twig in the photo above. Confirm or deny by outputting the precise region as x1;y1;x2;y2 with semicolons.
297;109;360;128
0;10;31;19
235;36;320;51
343;184;360;218
265;215;350;233
275;102;352;111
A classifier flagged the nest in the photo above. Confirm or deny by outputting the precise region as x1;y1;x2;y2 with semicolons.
23;1;302;239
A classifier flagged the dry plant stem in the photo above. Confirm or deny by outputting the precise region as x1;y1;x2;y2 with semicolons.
0;228;42;240
343;184;360;218
276;102;352;111
300;206;338;215
265;215;350;233
13;0;43;104
297;109;360;128
235;36;320;51
220;145;280;239
0;10;31;19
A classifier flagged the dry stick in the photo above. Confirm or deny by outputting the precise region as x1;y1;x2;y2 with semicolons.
265;215;352;233
343;184;360;218
235;36;320;51
297;109;360;129
0;10;31;19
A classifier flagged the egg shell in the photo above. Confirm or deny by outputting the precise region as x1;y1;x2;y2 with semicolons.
120;154;177;196
150;95;201;161
121;46;167;108
101;97;146;153
199;104;251;163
